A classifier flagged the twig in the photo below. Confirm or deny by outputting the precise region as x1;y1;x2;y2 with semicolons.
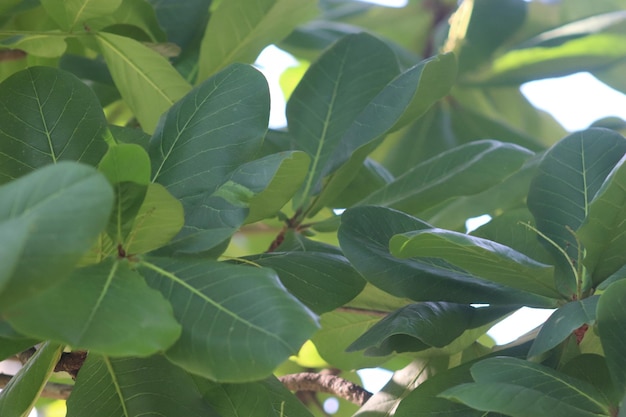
278;372;372;406
0;374;73;400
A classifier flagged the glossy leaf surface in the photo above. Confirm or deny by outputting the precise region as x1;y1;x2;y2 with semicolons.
390;229;559;299
149;63;270;255
0;66;108;182
141;258;318;382
597;279;626;397
339;206;556;306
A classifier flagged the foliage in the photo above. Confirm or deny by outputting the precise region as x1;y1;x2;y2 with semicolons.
0;0;625;416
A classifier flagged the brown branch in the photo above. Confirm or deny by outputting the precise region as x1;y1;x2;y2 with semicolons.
0;49;27;62
0;374;73;400
278;372;372;406
54;351;87;379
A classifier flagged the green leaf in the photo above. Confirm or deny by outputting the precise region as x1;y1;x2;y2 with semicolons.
390;229;559;299
348;303;513;356
354;358;449;417
231;151;310;224
98;143;151;185
441;357;612;417
124;183;184;254
0;336;37;362
40;0;122;30
0;341;63;417
528;296;599;358
0;66;109;183
193;376;314;417
454;0;527;73
360;140;533;214
307;53;458;214
577;154;626;283
96;32;192;133
527;128;626;295
286;32;399;204
140;258;318;382
0;162;113;309
67;354;219;417
339;206;556;306
84;0;166;41
562;354;621;407
243;251;365;314
311;311;391;370
0;32;67;57
197;0;318;79
149;63;269;255
597;279;626;397
147;0;212;51
5;260;180;357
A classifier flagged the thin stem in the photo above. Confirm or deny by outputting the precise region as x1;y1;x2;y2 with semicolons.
279;372;372;406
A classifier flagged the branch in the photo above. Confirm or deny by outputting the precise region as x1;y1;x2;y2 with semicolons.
0;374;73;400
278;372;372;406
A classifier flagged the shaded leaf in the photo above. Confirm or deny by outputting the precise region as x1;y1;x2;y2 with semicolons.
578;154;626;283
0;32;67;57
98;143;151;185
141;257;318;382
0;66;108;183
287;32;399;204
96;32;191;133
390;228;559;299
149;63;269;255
0;341;62;417
597;279;626;397
198;0;317;79
441;357;612;417
67;354;219;417
361;140;533;215
527;128;626;295
339;206;556;306
147;0;211;50
5;260;180;357
0;162;113;309
40;0;122;30
193;375;314;417
348;303;514;356
244;251;365;314
0;336;37;362
86;0;166;41
562;354;621;407
528;296;598;358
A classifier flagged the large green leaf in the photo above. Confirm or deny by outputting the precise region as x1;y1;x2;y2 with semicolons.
527;128;626;295
96;32;191;133
147;0;211;50
193;376;314;417
0;341;62;417
390;229;560;299
286;32;399;204
306;53;458;215
562;354;621;407
40;0;122;30
0;32;67;57
577;154;626;283
338;206;557;306
441;357;612;417
597;279;626;397
67;354;219;417
140;257;318;382
197;0;317;79
348;303;513;356
5;260;181;357
125;183;184;254
0;162;113;309
149;63;269;255
528;296;599;358
360;140;533;215
243;251;365;314
0;66;108;183
84;0;166;41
